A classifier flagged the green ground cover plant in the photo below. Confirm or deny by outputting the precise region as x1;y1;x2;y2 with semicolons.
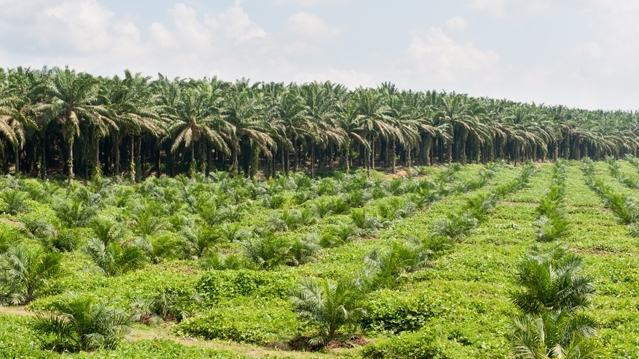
0;162;637;358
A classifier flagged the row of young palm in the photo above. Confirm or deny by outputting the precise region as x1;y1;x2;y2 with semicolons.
508;162;598;358
583;158;639;232
429;162;535;240
533;160;569;242
607;156;639;190
2;66;639;184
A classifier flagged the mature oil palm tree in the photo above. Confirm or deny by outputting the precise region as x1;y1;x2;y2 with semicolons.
354;89;397;176
301;83;345;177
222;91;276;177
41;68;113;185
0;97;32;173
270;89;311;175
103;71;164;178
167;82;231;175
337;100;369;173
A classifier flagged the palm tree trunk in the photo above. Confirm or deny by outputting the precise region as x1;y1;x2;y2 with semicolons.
136;136;142;182
67;139;74;186
40;138;47;180
114;137;121;175
130;136;135;182
345;140;351;174
14;146;19;174
407;146;412;168
371;138;375;170
391;140;396;173
311;143;315;179
201;142;207;175
95;137;101;176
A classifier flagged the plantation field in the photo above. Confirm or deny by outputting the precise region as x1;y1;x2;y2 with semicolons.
1;160;638;358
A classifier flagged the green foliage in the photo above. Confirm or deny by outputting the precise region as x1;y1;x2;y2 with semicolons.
196;269;295;302
431;210;478;239
132;286;200;323
510;310;600;359
290;277;365;345
0;188;29;215
84;238;147;276
178;299;297;344
511;245;594;315
533;214;570;242
31;293;132;352
0;243;61;305
364;240;429;289
241;233;291;269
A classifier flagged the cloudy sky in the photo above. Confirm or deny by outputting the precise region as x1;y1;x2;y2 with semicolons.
1;0;638;110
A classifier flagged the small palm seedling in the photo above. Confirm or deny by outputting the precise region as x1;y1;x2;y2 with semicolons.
377;197;417;221
290;277;365;346
196;198;226;226
364;240;429;289
288;234;322;266
21;216;56;239
132;287;200;324
31;293;132;352
317;177;337;196
350;208;385;232
431;210;478;239
216;222;252;242
241;233;291;270
464;192;497;222
84;238;147;276
330;196;350;214
88;216;126;245
533;214;570;242
602;192;639;224
199;252;247;270
47;229;80;253
182;226;219;258
510;309;599;359
0;188;29;215
310;199;333;218
136;234;184;264
346;189;369;208
131;204;166;236
511;245;594;315
0;243;61;305
261;193;286;209
320;223;358;247
54;198;97;227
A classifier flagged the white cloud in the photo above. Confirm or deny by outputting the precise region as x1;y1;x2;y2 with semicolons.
274;0;348;7
445;16;467;31
286;12;342;41
468;0;506;18
208;1;266;42
467;0;558;19
404;28;502;89
575;41;602;59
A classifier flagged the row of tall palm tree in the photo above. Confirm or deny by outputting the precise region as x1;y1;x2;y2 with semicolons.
1;67;638;183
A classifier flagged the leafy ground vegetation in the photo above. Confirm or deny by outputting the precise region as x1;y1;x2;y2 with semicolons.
0;161;638;358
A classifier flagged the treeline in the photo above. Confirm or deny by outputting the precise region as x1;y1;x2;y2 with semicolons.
1;66;638;183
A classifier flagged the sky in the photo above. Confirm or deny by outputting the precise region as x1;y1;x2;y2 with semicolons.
1;0;638;110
